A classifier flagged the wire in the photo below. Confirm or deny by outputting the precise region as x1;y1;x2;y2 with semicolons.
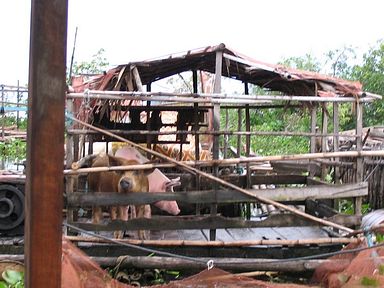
63;223;207;265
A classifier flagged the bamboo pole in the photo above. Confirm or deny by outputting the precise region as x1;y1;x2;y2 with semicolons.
67;90;379;103
64;235;359;247
67;116;358;233
0;254;350;273
67;128;359;138
66;150;384;175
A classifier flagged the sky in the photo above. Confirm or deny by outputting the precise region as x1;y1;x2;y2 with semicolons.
0;0;383;86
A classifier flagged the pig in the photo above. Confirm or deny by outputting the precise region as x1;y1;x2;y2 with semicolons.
114;146;181;215
74;152;153;239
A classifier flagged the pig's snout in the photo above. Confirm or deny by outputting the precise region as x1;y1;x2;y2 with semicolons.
120;178;133;191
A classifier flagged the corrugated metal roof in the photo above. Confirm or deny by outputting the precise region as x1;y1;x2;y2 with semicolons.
75;43;379;98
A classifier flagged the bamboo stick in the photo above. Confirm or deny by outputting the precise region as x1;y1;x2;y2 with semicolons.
67;128;360;138
65;150;384;175
67;116;357;233
0;254;350;272
64;235;359;246
67;90;379;103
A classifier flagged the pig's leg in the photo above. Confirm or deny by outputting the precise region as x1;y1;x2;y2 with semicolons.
92;206;103;224
114;205;128;239
136;204;150;240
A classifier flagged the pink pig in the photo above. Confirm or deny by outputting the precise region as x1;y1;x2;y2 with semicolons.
115;146;180;215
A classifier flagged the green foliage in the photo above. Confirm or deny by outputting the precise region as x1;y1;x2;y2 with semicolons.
351;40;384;126
71;48;109;76
1;116;27;130
279;53;321;72
0;270;24;288
360;276;379;286
0;139;26;160
324;45;357;78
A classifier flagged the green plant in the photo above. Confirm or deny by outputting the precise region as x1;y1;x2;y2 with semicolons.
360;276;379;286
0;139;26;160
0;270;24;288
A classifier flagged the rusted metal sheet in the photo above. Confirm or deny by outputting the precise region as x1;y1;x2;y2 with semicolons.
26;0;67;287
75;43;369;98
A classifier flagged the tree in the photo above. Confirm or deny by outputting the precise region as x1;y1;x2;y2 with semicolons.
70;48;109;77
351;40;384;126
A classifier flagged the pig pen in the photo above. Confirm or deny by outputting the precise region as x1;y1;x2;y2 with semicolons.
61;44;384;274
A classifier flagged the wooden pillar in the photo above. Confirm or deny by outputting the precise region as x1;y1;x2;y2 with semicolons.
355;101;364;215
210;46;223;241
321;104;328;180
65;99;75;233
192;70;201;214
26;0;67;287
333;103;340;179
146;82;152;156
309;104;317;177
333;102;340;210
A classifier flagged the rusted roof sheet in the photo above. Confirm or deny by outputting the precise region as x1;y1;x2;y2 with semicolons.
77;43;374;97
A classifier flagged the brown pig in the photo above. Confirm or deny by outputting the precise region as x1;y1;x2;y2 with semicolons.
84;152;152;239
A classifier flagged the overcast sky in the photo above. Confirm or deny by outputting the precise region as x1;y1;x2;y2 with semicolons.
0;0;383;86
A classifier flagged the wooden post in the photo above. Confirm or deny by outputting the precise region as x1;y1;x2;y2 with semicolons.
65;99;75;233
210;46;224;240
321;104;328;180
333;102;340;210
26;0;67;287
355;101;364;215
309;104;317;177
146;82;152;157
193;70;201;214
237;109;242;160
245;82;251;219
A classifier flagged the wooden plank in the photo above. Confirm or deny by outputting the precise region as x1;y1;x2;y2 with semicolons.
26;0;67;287
67;182;368;207
71;214;326;232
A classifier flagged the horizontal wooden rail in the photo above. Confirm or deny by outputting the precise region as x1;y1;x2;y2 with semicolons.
69;213;354;232
67;90;379;103
66;182;367;207
65;235;358;247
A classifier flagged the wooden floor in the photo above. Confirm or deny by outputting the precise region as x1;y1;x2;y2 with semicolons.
150;226;329;242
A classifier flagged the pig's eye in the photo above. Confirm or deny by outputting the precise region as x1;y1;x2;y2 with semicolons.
132;170;139;176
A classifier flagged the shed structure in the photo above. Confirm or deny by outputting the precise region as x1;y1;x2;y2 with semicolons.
64;43;384;268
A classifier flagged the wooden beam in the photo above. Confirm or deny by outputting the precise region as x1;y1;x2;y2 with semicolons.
0;254;351;273
72;214;325;231
65;235;358;247
67;182;368;207
67;90;378;103
26;0;67;287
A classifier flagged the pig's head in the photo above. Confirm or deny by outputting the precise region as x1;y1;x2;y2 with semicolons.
107;155;153;193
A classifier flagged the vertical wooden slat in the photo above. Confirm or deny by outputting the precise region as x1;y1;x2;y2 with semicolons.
26;0;67;287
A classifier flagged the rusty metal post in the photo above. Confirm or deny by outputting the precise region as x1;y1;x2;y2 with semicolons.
25;0;68;287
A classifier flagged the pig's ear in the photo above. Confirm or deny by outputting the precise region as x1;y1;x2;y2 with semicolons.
142;161;156;175
106;154;126;167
